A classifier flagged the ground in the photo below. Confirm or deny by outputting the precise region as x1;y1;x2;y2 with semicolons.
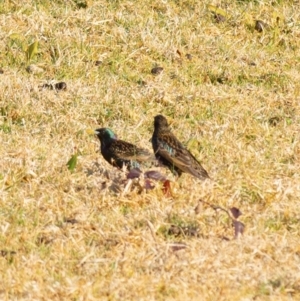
0;0;300;300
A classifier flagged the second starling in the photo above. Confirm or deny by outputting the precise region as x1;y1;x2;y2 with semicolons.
151;115;209;180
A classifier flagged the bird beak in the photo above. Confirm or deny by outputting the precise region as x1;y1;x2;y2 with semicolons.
94;130;100;135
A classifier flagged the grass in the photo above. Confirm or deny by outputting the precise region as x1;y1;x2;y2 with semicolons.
1;0;300;299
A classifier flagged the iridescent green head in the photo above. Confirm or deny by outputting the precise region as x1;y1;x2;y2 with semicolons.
95;128;116;146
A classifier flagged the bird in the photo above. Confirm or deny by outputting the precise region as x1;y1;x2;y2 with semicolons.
95;128;153;170
151;115;209;180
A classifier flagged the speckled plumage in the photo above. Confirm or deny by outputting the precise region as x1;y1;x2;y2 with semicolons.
95;128;153;170
151;115;209;180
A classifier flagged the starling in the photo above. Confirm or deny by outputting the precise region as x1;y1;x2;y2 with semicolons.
95;128;153;170
151;115;209;180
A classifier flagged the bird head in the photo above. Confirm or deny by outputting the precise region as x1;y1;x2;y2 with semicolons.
154;115;169;130
95;128;116;145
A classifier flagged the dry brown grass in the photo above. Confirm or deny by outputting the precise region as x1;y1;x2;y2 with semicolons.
1;0;300;300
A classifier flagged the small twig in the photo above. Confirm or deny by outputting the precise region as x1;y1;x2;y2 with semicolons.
198;199;245;239
198;199;233;220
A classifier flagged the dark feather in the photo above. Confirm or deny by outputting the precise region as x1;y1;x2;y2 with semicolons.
151;115;209;180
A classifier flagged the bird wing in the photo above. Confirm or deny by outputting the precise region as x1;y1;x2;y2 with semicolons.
157;134;209;179
156;134;190;167
113;140;152;161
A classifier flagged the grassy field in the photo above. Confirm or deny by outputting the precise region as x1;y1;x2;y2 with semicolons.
1;0;300;299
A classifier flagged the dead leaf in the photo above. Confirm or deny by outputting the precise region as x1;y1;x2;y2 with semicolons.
144;179;155;190
185;53;192;60
127;168;142;179
95;60;102;66
162;180;172;197
64;218;79;224
144;170;166;181
233;220;245;239
151;66;163;75
214;13;226;23
255;20;270;32
55;82;67;91
169;243;187;252
230;207;242;219
0;250;16;257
